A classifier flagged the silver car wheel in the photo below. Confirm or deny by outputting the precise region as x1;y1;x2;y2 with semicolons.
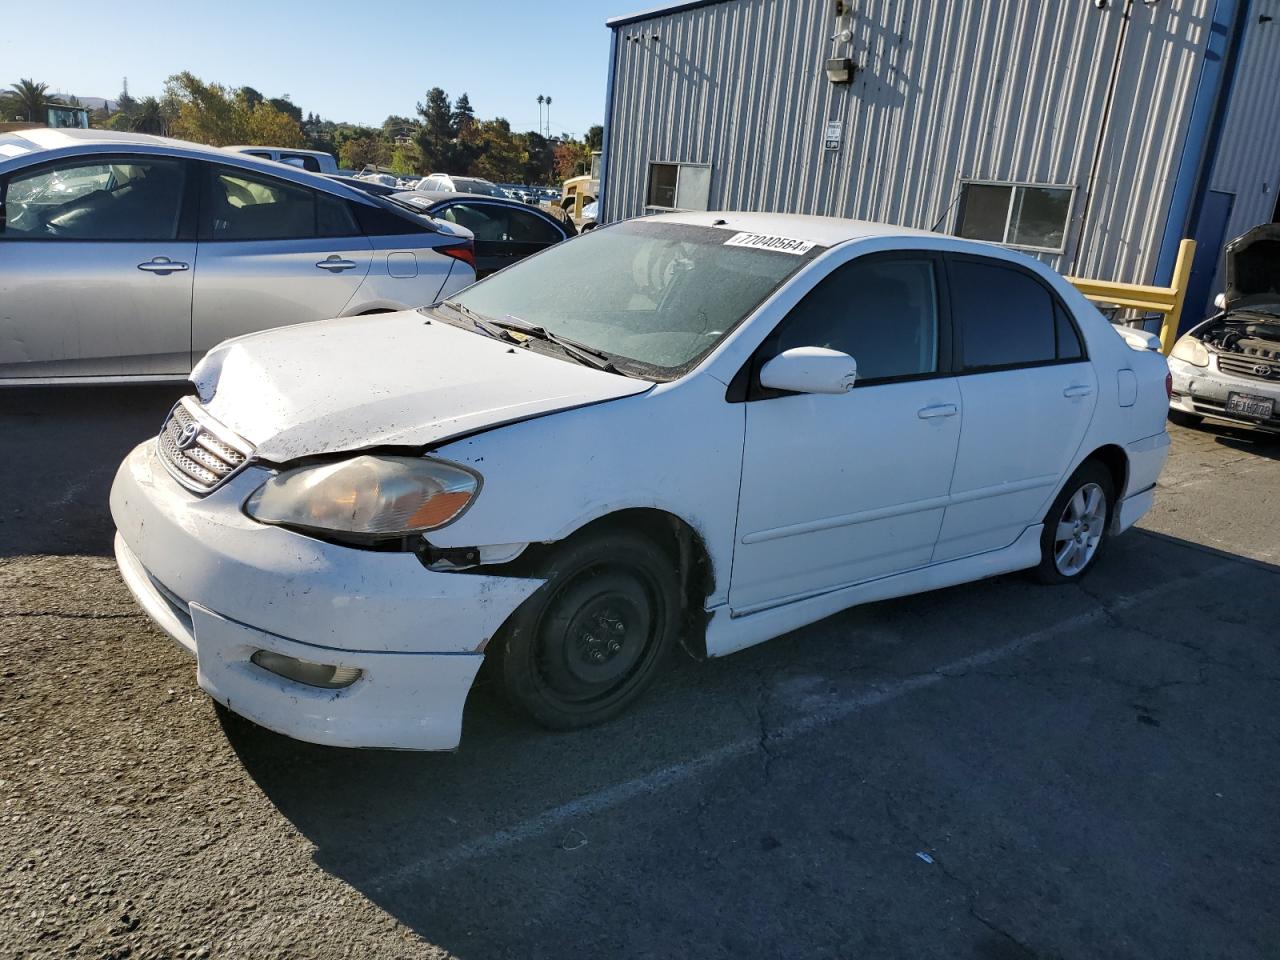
1054;481;1106;577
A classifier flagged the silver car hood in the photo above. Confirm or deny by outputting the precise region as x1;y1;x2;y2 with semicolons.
191;310;651;462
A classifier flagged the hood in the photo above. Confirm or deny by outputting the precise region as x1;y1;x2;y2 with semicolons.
192;310;651;462
1224;224;1280;312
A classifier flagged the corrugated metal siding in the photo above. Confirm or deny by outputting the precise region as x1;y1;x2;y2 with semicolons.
1205;1;1280;294
605;0;1213;282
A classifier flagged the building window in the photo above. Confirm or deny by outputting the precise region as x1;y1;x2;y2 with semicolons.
646;161;711;211
955;182;1073;253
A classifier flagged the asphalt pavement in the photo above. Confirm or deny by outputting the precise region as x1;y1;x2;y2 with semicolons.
1;386;1277;960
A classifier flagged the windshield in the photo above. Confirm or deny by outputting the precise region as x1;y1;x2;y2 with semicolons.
438;220;818;376
453;179;507;198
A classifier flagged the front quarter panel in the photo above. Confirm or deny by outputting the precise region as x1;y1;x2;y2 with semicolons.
429;372;745;608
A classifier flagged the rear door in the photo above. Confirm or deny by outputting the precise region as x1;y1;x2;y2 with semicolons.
433;201;567;277
933;254;1097;561
190;163;373;361
0;153;193;379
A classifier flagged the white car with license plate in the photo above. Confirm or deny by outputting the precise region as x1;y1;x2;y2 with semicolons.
110;213;1172;750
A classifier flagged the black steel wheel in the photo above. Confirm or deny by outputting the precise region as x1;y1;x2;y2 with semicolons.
488;528;681;730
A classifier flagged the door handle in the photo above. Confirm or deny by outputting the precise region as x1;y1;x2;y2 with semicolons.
137;257;189;274
1063;384;1094;399
917;403;959;419
316;255;358;272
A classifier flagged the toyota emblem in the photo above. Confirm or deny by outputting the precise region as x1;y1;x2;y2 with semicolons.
1253;364;1274;378
176;422;202;450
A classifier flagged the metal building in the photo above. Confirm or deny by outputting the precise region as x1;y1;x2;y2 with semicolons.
599;0;1280;322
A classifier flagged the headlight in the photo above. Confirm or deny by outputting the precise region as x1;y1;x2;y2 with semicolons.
244;455;480;542
1170;336;1209;367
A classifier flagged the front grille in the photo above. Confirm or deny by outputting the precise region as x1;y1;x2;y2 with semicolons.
157;397;255;494
1217;354;1280;383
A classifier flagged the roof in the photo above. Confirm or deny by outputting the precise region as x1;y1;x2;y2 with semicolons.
9;127;187;150
607;0;733;28
649;211;940;247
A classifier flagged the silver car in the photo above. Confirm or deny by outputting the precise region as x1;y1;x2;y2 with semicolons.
1169;224;1280;433
0;129;476;384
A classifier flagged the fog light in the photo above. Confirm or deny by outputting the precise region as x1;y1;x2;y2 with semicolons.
251;650;362;689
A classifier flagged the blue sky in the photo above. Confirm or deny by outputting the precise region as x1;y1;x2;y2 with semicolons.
2;0;646;136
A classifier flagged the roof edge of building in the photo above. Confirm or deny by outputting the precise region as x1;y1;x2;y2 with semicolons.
606;0;734;28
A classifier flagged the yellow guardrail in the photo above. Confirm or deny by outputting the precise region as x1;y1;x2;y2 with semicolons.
1066;238;1196;356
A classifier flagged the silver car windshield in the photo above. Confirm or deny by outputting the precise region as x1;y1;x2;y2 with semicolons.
439;220;815;377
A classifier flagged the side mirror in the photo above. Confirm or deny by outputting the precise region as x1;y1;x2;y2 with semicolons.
1213;292;1226;311
759;346;857;395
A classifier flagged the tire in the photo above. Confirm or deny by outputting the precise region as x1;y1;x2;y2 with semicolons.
1033;461;1115;585
487;527;681;730
1168;408;1203;428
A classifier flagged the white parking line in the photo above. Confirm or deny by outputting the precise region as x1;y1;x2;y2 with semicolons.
370;561;1237;891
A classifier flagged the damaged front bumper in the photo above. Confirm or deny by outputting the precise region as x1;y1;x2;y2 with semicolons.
110;441;543;750
1168;355;1280;432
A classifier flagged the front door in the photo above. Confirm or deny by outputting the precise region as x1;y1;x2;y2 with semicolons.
933;255;1098;562
0;154;192;379
729;254;961;614
191;164;372;361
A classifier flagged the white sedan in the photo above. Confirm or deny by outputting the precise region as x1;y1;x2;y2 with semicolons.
110;213;1172;750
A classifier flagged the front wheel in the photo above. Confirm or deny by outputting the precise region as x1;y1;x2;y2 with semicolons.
488;528;681;730
1033;461;1115;584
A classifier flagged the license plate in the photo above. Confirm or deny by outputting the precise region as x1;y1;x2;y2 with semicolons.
1226;392;1275;419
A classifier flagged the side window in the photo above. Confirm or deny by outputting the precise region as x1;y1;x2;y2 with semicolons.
201;166;317;241
1;157;185;241
773;258;940;383
246;151;273;161
950;258;1056;370
317;193;360;237
280;154;321;173
507;209;563;245
440;203;508;242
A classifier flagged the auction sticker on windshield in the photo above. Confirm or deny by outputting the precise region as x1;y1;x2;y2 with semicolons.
722;232;818;255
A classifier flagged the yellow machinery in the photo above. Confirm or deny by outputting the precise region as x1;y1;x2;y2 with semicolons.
560;151;601;224
1067;239;1196;356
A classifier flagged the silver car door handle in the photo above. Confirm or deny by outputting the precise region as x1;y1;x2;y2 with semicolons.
1063;384;1094;399
316;256;358;272
137;257;189;274
917;403;959;419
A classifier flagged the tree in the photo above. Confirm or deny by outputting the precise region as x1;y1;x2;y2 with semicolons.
451;93;475;135
238;86;264;111
131;97;169;135
466;118;527;182
338;135;387;171
585;124;604;151
165;72;304;147
554;139;591;180
518;131;555;184
115;85;138;118
416;87;454;172
389;140;423;175
268;96;302;124
6;78;51;122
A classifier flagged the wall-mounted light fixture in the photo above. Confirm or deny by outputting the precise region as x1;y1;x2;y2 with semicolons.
825;57;855;84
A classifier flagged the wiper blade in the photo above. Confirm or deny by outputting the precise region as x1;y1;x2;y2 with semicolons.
485;315;619;372
440;300;521;343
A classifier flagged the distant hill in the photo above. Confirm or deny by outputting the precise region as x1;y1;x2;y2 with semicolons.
50;94;118;112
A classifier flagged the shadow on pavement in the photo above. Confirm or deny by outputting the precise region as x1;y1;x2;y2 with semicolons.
221;528;1280;960
0;385;187;558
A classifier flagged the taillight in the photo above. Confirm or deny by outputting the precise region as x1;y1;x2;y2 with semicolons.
1165;372;1173;399
440;241;476;270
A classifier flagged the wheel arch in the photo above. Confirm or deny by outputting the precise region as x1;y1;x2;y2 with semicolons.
1081;443;1129;502
513;507;715;661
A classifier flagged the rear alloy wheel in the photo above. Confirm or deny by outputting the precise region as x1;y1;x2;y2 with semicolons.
1033;461;1115;584
488;528;680;730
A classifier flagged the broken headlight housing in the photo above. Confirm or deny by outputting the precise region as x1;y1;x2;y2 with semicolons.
244;455;480;544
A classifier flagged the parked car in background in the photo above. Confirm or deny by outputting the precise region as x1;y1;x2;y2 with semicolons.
1168;224;1280;433
579;200;598;232
226;146;339;175
110;212;1171;751
389;190;573;277
0;128;475;383
325;174;400;197
415;173;508;198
